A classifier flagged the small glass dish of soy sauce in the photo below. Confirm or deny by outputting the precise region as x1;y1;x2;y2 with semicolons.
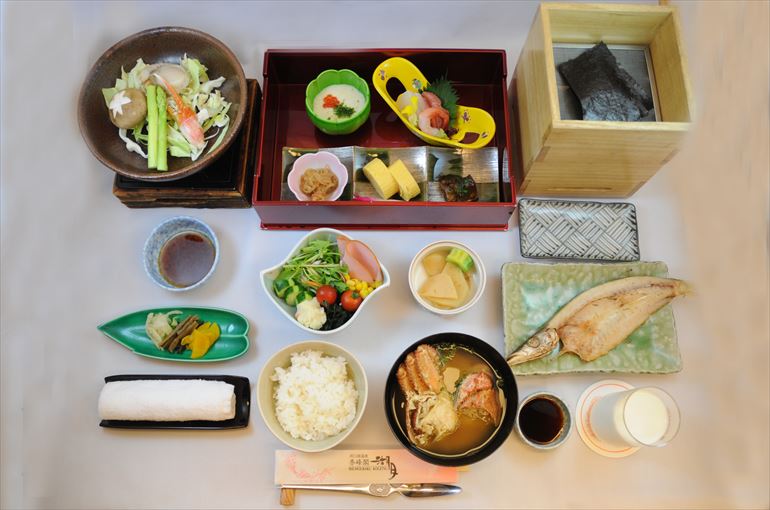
143;216;219;292
515;392;572;450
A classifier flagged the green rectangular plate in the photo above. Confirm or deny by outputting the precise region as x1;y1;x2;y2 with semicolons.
502;261;682;375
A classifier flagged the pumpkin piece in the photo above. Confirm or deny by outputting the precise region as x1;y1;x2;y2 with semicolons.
419;273;458;300
422;253;446;276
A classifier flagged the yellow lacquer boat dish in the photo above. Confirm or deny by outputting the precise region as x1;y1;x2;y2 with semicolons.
372;57;496;149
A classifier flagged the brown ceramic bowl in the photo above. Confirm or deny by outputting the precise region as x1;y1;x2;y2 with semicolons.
78;27;247;182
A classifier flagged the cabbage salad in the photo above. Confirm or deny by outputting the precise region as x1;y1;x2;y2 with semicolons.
101;55;231;170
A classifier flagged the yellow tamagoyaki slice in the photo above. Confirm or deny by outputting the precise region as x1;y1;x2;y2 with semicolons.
388;159;420;201
363;158;398;199
419;273;458;300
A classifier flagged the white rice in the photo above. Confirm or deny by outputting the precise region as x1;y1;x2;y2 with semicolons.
271;349;358;441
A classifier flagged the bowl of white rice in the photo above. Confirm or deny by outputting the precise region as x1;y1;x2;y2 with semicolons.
257;341;368;452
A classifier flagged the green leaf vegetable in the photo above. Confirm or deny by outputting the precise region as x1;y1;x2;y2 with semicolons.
424;75;459;122
278;240;349;294
333;103;355;118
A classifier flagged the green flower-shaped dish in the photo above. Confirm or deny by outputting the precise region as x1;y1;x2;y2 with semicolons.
502;261;683;375
305;69;371;135
98;307;249;362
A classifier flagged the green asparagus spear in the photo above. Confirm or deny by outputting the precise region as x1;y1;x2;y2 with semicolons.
146;84;158;169
156;87;168;171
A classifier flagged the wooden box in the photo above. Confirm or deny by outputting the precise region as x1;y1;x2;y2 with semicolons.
252;49;516;230
511;3;693;197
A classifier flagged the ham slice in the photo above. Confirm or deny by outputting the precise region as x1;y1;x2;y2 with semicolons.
337;236;382;283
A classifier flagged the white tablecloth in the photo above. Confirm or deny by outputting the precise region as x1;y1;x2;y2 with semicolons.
2;1;768;508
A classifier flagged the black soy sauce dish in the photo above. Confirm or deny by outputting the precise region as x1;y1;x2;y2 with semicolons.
384;332;518;467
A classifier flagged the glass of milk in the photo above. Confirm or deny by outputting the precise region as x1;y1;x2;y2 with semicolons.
588;387;680;449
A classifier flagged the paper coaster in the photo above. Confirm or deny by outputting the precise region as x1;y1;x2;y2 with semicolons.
576;379;639;458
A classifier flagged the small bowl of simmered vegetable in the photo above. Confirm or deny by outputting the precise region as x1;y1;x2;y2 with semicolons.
78;26;247;181
408;241;486;315
260;228;390;335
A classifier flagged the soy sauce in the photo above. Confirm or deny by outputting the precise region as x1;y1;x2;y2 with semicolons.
519;397;564;444
159;232;215;288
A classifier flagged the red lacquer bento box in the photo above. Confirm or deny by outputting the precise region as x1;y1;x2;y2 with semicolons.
252;49;516;230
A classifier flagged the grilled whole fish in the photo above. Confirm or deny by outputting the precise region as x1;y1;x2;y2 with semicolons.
507;276;689;366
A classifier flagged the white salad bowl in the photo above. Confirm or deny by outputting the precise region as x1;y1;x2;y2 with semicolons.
408;240;486;316
259;228;390;335
287;151;349;202
257;340;368;453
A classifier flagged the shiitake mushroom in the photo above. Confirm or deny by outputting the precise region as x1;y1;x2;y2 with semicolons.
108;88;147;129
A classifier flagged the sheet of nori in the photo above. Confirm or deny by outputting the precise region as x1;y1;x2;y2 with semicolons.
557;42;654;121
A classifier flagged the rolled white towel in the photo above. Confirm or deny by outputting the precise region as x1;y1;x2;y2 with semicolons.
98;379;236;422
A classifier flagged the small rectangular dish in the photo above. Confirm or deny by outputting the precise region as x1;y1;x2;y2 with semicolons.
280;146;500;203
518;198;640;261
502;261;682;375
99;374;251;430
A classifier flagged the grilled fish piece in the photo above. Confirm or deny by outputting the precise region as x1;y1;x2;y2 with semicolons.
507;276;689;365
437;175;479;202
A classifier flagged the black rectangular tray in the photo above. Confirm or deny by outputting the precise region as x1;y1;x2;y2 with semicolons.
99;374;250;430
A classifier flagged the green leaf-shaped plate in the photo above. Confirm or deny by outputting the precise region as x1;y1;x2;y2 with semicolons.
502;261;682;375
98;307;250;362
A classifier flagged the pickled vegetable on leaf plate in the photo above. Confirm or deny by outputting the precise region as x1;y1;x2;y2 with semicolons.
144;311;220;358
181;322;221;359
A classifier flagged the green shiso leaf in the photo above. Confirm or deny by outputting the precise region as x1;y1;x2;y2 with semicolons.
425;76;459;122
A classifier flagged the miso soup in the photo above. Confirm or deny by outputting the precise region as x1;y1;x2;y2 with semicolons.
394;344;506;457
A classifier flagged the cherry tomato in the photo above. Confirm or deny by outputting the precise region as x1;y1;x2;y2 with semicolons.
316;285;338;306
340;290;363;312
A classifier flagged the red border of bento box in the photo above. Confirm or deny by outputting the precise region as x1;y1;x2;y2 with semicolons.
251;48;517;230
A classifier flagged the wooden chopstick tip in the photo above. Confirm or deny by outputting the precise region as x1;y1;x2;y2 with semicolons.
280;487;296;506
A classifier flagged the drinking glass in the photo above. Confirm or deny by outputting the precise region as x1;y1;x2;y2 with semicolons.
588;387;680;449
